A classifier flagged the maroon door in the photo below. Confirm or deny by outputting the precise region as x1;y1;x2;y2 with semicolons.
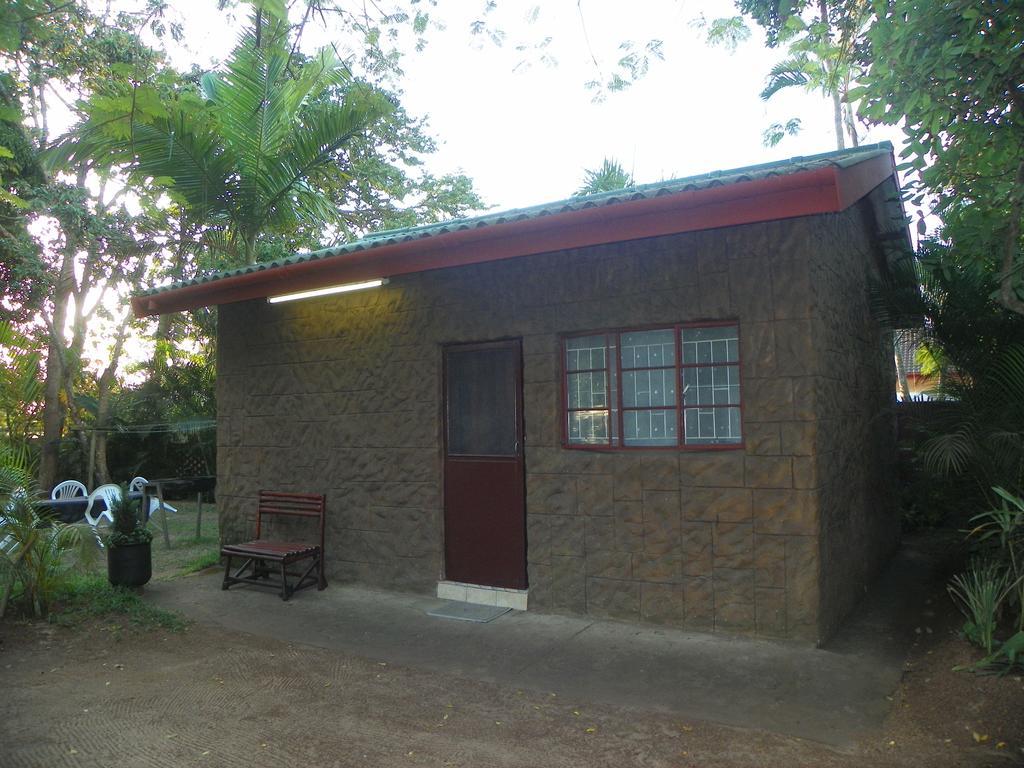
443;340;527;589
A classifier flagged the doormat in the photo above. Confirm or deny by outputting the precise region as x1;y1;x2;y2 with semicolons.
427;601;511;623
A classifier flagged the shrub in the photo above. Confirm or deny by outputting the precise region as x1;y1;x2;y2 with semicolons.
948;560;1012;654
967;488;1024;632
0;456;98;618
104;486;153;549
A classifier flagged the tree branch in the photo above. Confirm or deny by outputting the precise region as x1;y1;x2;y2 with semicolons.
998;157;1024;316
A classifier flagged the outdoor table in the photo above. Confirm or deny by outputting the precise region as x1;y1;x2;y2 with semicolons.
34;497;89;524
152;476;216;542
152;476;216;495
34;491;143;524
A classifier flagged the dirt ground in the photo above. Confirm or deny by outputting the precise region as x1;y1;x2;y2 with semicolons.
2;582;1022;768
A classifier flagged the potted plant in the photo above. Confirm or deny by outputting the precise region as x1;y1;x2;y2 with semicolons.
106;485;153;588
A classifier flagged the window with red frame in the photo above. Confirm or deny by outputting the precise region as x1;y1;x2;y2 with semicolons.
563;324;742;449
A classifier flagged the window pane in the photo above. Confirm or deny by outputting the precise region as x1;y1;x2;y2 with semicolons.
566;334;613;446
683;406;742;445
623;368;676;408
568;410;610;444
568;371;607;409
682;365;739;406
566;335;608;371
446;346;518;456
623;408;677;446
608;338;619;442
621;329;675;369
682;325;739;364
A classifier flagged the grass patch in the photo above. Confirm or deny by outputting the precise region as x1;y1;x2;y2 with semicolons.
49;574;187;631
145;499;221;579
179;550;222;575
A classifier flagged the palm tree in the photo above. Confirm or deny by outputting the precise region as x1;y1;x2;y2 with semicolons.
720;0;870;150
756;0;870;149
573;158;635;197
47;27;393;266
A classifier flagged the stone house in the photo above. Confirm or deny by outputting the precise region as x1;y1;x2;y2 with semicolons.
133;143;911;644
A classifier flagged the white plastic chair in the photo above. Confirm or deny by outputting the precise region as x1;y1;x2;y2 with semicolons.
0;514;15;555
130;476;177;516
83;483;121;527
1;488;28;553
51;480;87;500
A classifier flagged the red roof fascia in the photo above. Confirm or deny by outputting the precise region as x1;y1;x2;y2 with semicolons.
833;152;894;211
132;159;890;317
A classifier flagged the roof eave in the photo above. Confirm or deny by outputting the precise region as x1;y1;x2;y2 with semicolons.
133;155;896;317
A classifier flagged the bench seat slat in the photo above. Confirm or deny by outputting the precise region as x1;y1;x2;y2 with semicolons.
256;506;321;517
222;541;318;557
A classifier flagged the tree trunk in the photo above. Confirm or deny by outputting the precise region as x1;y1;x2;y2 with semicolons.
148;215;187;380
844;101;859;147
831;90;846;150
38;260;74;492
150;313;174;380
59;286;93;485
894;332;912;401
999;158;1024;316
816;0;845;151
93;304;136;484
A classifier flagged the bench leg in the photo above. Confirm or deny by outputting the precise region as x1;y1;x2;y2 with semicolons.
221;549;323;599
279;560;291;601
221;554;233;590
253;558;270;579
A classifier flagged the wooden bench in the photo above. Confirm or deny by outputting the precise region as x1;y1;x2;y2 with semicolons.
221;491;327;600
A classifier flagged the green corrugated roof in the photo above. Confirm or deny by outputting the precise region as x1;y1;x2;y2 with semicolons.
139;142;899;297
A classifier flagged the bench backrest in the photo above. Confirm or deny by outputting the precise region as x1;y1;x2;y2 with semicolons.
256;491;326;553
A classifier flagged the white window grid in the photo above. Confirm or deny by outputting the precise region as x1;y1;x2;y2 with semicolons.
565;325;742;448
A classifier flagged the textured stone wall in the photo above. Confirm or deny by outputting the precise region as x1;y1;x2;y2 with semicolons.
215;209;896;641
810;200;901;639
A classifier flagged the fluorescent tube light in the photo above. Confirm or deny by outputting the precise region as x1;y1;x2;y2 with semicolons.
267;278;388;304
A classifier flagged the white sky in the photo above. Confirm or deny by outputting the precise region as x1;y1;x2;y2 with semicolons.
154;0;907;213
57;0;912;376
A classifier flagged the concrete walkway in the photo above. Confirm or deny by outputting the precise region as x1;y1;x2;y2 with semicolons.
147;537;947;748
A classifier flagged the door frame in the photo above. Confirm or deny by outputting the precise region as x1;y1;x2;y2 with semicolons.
440;337;527;588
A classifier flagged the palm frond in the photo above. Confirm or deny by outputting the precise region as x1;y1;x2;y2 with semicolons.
922;425;976;477
989;345;1024;403
760;55;812;100
128;116;231;218
207;43;346;211
261;86;393;225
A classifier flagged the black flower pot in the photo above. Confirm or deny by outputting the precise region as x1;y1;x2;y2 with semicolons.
107;541;152;588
